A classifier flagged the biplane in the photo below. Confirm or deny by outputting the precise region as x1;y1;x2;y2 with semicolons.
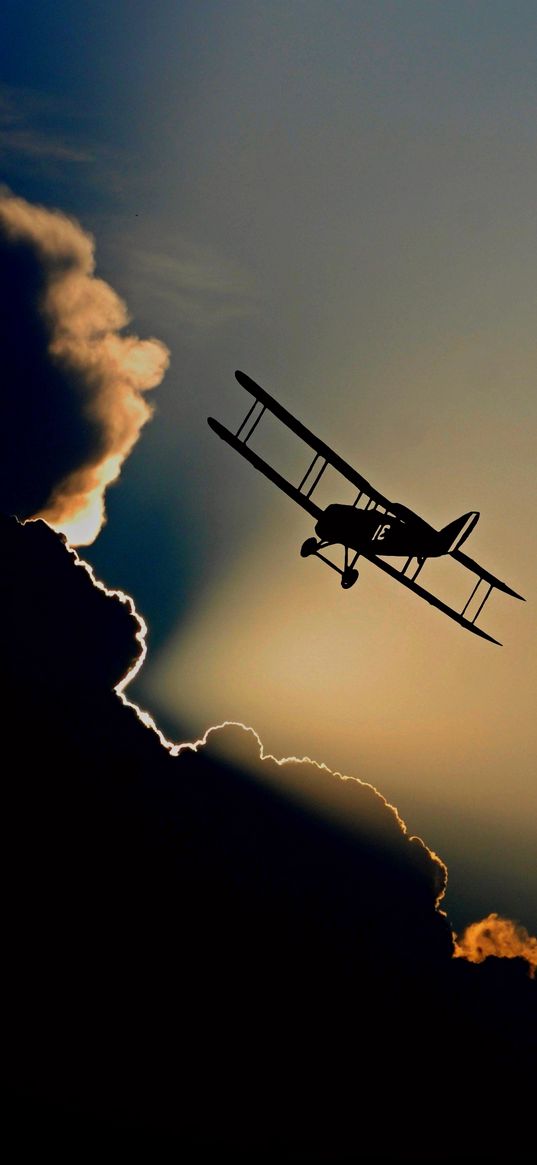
208;371;524;644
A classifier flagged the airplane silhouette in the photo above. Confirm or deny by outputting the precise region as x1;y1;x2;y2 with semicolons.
208;371;524;644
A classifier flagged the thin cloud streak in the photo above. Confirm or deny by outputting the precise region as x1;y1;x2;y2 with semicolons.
0;128;93;163
113;236;258;331
0;85;94;164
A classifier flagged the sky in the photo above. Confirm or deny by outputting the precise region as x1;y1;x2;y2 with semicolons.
1;1;536;934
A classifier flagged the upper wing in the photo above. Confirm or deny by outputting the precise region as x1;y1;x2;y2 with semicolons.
209;369;395;513
208;415;322;520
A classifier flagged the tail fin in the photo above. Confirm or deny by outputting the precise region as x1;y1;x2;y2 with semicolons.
439;511;479;553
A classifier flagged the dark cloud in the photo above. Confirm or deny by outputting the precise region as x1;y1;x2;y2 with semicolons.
3;516;535;1161
0;514;143;696
0;191;169;543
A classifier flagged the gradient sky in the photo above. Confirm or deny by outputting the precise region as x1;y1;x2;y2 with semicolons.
2;0;536;931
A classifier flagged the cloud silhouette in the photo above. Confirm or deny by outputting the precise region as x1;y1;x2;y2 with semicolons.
0;190;169;543
0;513;144;694
3;515;535;1161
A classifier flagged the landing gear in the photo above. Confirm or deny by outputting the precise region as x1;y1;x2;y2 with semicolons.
300;537;319;558
341;544;360;588
341;568;359;589
300;537;359;588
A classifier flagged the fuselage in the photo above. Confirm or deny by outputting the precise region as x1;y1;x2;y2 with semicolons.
315;503;441;558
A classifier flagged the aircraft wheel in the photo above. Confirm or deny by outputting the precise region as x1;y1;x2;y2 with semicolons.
300;537;319;558
341;568;359;589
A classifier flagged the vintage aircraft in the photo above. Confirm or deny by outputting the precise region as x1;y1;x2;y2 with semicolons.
208;371;524;644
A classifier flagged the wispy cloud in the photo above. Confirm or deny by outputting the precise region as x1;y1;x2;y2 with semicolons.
115;236;258;330
0;85;94;165
0;128;92;163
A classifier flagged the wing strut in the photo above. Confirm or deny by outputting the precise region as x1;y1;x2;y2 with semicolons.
208;417;321;519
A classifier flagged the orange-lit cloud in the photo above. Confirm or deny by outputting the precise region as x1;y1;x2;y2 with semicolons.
0;190;169;544
455;912;537;977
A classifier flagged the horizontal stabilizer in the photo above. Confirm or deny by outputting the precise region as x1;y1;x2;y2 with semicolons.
451;547;525;600
440;511;479;553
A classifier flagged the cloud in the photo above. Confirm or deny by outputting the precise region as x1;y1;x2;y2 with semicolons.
455;912;537;977
0;190;169;543
0;515;145;695
179;719;449;904
0;85;93;164
2;516;536;1161
112;236;258;331
0;128;92;163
